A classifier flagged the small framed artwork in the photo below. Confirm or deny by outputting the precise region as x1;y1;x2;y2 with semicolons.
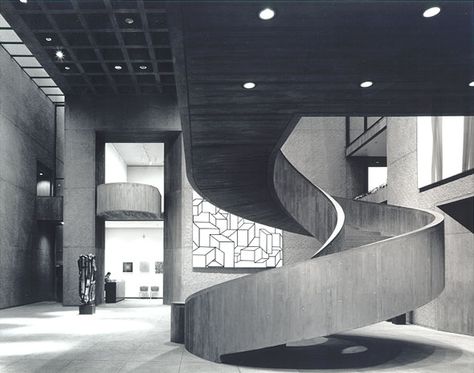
140;261;150;273
155;261;163;274
123;262;133;273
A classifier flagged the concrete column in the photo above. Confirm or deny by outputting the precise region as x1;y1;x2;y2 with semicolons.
63;127;98;306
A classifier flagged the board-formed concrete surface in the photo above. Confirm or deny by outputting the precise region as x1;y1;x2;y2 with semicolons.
0;300;473;373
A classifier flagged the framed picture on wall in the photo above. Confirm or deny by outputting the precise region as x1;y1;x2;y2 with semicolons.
155;261;163;274
140;261;150;273
123;262;133;273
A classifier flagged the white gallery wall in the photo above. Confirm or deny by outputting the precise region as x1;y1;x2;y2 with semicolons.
105;223;164;298
128;166;164;210
105;143;127;183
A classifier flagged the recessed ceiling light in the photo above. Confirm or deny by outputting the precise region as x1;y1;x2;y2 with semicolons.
114;65;122;70
259;8;275;20
64;66;70;70
19;0;27;3
242;82;256;89
423;7;441;18
360;81;373;88
469;81;474;87
55;50;65;60
45;37;52;42
139;65;147;70
124;17;134;25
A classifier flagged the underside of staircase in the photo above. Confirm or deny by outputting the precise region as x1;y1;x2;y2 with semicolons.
165;1;454;363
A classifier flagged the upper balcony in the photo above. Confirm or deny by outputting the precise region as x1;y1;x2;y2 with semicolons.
96;183;163;221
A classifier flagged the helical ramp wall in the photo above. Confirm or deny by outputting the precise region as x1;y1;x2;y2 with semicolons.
165;2;447;363
184;144;444;363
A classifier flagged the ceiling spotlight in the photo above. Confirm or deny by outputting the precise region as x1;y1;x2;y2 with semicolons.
242;82;256;89
423;7;441;18
45;37;52;42
19;0;28;3
55;50;65;60
64;66;70;71
139;65;147;70
114;65;122;70
259;8;275;20
469;81;474;87
360;81;373;88
124;17;134;25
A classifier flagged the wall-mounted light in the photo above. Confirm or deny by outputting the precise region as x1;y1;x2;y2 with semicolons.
124;17;134;25
114;65;122;70
469;81;474;87
139;65;147;70
45;37;52;42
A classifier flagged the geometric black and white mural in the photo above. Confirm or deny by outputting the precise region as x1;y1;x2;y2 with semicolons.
192;191;283;268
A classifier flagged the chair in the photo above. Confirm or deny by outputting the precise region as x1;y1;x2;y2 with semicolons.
150;286;160;298
139;286;150;299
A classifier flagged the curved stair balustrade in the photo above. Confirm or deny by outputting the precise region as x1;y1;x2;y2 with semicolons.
184;151;444;363
96;182;163;221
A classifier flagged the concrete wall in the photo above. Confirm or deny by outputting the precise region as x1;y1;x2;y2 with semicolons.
386;117;474;336
63;95;180;306
172;116;366;301
62;107;363;304
0;46;56;308
282;117;367;198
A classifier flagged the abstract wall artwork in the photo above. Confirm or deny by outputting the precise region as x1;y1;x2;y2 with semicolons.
192;191;283;268
123;262;133;273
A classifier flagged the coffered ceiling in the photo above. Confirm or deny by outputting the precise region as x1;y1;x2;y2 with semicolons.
0;0;175;96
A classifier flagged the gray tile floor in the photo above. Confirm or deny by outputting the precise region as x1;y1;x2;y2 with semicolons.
0;300;473;372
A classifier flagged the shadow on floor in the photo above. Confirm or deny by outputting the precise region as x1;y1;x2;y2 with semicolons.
221;334;463;370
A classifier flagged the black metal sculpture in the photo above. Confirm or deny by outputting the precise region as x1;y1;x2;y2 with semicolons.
78;254;96;314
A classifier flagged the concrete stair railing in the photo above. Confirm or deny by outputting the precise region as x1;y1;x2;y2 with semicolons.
184;152;445;363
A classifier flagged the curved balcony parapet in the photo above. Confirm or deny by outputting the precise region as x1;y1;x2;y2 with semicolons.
96;183;163;221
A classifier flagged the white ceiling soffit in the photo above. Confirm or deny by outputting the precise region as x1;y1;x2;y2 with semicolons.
0;12;63;105
112;143;165;166
0;14;10;28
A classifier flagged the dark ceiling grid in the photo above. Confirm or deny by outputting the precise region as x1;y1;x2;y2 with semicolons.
36;0;97;95
70;0;118;94
103;0;140;95
1;0;176;97
137;0;162;93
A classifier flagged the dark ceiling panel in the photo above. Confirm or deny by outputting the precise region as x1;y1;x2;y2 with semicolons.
0;0;175;96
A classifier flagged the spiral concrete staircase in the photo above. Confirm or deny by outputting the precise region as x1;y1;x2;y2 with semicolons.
183;139;444;363
165;1;455;363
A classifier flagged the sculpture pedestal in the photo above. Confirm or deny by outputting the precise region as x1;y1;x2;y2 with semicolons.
170;302;185;343
79;304;96;315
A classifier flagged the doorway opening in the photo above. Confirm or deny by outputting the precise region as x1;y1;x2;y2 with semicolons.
103;143;164;300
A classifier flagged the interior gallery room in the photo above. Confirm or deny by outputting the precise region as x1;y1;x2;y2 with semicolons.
0;1;473;372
